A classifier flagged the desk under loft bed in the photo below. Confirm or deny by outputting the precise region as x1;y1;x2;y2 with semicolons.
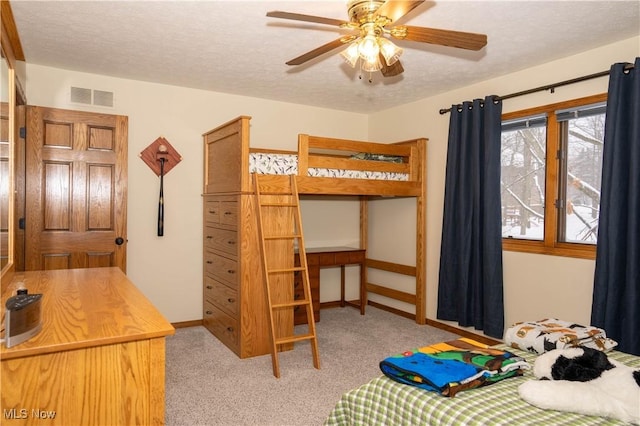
201;116;427;358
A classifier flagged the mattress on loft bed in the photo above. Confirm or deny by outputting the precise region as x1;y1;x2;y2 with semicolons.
249;152;409;181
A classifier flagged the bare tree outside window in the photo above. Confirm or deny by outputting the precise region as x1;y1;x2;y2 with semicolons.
501;102;605;246
562;113;605;244
501;122;546;240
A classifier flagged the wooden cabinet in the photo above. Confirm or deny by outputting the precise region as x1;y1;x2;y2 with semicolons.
203;116;251;194
0;268;174;425
202;194;271;358
202;120;271;359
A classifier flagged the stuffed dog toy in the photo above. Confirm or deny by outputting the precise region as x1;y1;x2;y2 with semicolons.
518;347;640;424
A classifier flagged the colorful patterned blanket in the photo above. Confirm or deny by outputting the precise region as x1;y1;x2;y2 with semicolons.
379;338;529;397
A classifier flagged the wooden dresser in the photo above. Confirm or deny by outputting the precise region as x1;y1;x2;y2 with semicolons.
202;117;272;358
0;268;175;425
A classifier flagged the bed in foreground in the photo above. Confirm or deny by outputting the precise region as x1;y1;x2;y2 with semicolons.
324;344;640;426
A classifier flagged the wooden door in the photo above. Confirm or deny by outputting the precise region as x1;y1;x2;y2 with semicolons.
25;106;128;271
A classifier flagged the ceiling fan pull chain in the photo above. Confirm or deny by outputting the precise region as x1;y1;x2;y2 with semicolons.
357;70;375;84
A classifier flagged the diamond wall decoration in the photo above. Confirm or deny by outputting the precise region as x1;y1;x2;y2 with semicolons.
139;136;182;176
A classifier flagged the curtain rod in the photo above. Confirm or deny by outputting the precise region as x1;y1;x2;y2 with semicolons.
438;63;635;115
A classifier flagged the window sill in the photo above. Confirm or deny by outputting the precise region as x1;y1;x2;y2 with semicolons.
502;239;596;260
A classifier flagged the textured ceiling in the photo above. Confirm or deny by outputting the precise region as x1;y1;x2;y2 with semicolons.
10;0;640;113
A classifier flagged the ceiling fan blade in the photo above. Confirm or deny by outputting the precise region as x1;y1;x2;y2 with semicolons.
380;57;404;77
396;25;487;50
266;11;349;28
286;37;352;66
375;1;424;23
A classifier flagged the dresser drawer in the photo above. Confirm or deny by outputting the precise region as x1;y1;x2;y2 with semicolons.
204;226;238;257
204;200;220;224
334;250;365;264
204;276;238;318
204;251;239;287
315;250;365;265
219;201;237;226
203;301;239;352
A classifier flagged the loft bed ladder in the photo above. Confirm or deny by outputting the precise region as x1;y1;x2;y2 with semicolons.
253;173;320;378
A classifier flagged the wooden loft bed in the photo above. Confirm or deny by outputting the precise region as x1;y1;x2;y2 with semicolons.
204;116;425;198
202;115;427;357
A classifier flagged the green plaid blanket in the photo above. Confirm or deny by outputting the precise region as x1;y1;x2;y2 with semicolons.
324;345;640;426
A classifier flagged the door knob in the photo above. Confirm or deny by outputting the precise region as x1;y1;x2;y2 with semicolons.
115;237;125;245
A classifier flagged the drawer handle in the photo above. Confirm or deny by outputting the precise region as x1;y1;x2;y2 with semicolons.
206;261;213;264
224;211;233;215
227;298;235;303
206;235;213;239
206;285;213;289
205;310;213;315
227;327;234;332
209;210;217;214
227;269;236;274
227;240;236;245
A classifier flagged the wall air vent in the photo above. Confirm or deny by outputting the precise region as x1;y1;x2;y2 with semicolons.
70;86;92;104
93;90;114;107
70;87;115;108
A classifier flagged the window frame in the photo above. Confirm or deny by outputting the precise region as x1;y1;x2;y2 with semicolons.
501;93;607;260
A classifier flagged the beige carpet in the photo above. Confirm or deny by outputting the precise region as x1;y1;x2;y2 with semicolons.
165;306;459;426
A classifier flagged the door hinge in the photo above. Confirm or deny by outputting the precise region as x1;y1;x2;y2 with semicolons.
18;217;25;230
19;127;26;139
554;199;563;209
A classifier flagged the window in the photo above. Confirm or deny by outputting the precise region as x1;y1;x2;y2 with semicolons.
500;93;607;259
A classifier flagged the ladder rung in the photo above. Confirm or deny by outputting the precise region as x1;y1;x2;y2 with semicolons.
257;191;294;196
260;202;297;207
272;300;311;309
264;234;301;240
275;333;315;345
268;266;305;274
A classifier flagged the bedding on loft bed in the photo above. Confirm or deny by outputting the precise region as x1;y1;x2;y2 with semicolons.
324;344;640;426
249;152;409;181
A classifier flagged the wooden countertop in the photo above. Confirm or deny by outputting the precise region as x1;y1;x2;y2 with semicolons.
1;267;175;360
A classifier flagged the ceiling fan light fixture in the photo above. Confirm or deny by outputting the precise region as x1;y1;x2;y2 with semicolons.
357;33;380;62
340;42;360;68
361;53;382;72
378;37;403;66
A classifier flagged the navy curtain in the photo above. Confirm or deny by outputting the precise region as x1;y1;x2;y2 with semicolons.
592;57;640;355
437;96;504;339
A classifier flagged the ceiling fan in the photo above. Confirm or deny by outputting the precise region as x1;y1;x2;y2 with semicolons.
266;0;487;79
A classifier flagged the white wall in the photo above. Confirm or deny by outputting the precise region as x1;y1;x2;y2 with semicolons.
24;64;367;322
368;36;640;337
